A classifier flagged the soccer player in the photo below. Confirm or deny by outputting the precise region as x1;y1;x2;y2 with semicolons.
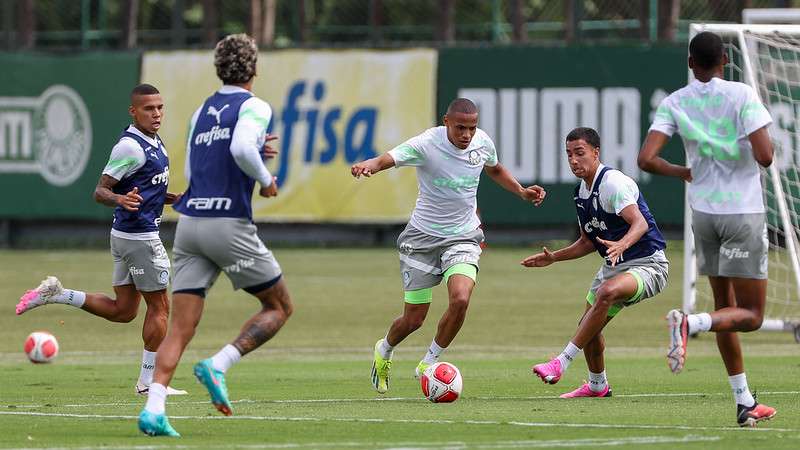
524;127;669;398
16;84;185;397
351;98;546;394
638;31;777;427
138;34;292;437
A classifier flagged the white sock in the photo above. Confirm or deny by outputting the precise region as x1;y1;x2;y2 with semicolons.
378;337;394;360
52;289;86;308
422;339;445;364
144;383;167;415
588;370;608;393
138;350;157;385
687;313;712;334
729;373;756;407
556;341;581;371
210;344;241;373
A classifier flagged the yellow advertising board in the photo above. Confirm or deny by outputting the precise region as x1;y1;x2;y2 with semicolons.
141;49;436;222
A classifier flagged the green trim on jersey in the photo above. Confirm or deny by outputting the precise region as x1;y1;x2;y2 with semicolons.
444;263;477;284
404;288;432;304
239;106;270;128
105;156;140;172
585;270;645;318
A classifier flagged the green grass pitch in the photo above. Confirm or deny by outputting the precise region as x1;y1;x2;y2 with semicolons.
1;245;798;449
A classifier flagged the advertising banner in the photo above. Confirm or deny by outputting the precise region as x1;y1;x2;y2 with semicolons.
0;53;141;219
143;49;436;222
438;46;689;227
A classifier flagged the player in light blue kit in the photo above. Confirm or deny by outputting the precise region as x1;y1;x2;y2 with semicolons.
17;84;185;397
138;34;292;437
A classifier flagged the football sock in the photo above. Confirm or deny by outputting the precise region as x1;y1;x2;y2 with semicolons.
729;372;756;407
144;383;167;415
588;370;608;393
687;312;712;334
210;344;241;373
52;289;86;308
378;336;394;360
556;341;581;371
138;350;157;386
422;339;445;364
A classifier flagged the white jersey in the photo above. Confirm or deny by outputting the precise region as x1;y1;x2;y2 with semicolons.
577;164;640;214
388;126;498;238
649;77;772;214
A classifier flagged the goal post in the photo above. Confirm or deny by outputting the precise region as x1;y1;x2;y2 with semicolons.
683;23;800;341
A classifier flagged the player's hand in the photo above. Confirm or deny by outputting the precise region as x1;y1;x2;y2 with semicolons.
351;161;376;179
681;167;693;183
521;247;556;267
262;134;279;160
521;185;546;206
164;191;183;205
596;237;627;267
259;177;278;197
117;187;142;212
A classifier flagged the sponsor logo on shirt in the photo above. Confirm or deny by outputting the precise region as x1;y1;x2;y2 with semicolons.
186;197;232;211
206;104;229;124
583;217;608;234
150;166;169;185
194;125;231;147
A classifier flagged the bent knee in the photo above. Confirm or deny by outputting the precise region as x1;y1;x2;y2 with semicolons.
113;311;138;323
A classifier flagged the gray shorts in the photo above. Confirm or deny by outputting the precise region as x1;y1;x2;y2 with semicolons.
587;249;669;317
172;215;282;294
692;210;768;279
397;224;483;291
111;235;170;292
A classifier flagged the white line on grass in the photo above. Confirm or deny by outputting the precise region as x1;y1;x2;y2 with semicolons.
7;390;799;409
0;410;795;433
4;435;722;450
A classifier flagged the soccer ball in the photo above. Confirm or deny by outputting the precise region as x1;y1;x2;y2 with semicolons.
420;362;462;403
24;331;59;363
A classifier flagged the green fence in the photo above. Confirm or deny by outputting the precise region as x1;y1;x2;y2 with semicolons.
0;52;140;219
438;45;690;227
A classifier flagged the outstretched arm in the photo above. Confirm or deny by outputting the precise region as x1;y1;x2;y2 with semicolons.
637;131;692;182
484;163;546;206
351;153;396;179
521;230;595;267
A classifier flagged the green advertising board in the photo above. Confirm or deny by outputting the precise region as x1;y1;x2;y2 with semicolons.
438;46;689;227
0;52;140;219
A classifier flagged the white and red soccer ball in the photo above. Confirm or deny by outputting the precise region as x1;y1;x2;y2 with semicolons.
420;361;462;403
24;331;59;363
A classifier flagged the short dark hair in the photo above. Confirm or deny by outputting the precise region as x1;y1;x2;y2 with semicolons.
215;34;258;84
130;83;159;98
566;127;600;148
689;31;724;70
446;98;478;115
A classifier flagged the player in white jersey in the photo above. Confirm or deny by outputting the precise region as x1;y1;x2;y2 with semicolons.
15;84;185;396
352;98;546;394
638;31;776;426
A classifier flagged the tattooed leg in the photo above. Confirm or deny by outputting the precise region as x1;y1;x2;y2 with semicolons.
232;279;293;356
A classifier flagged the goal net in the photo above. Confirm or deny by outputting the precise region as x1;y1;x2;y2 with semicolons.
683;23;800;341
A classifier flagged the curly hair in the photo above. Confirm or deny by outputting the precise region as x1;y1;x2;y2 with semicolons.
214;34;258;85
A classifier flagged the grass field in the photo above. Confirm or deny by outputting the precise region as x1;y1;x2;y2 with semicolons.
1;245;798;449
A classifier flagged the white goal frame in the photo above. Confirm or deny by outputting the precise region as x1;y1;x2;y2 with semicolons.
683;23;800;339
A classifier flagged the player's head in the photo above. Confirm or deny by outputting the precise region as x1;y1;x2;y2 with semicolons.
129;83;163;136
689;31;728;75
565;127;600;179
215;33;258;86
443;98;478;149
